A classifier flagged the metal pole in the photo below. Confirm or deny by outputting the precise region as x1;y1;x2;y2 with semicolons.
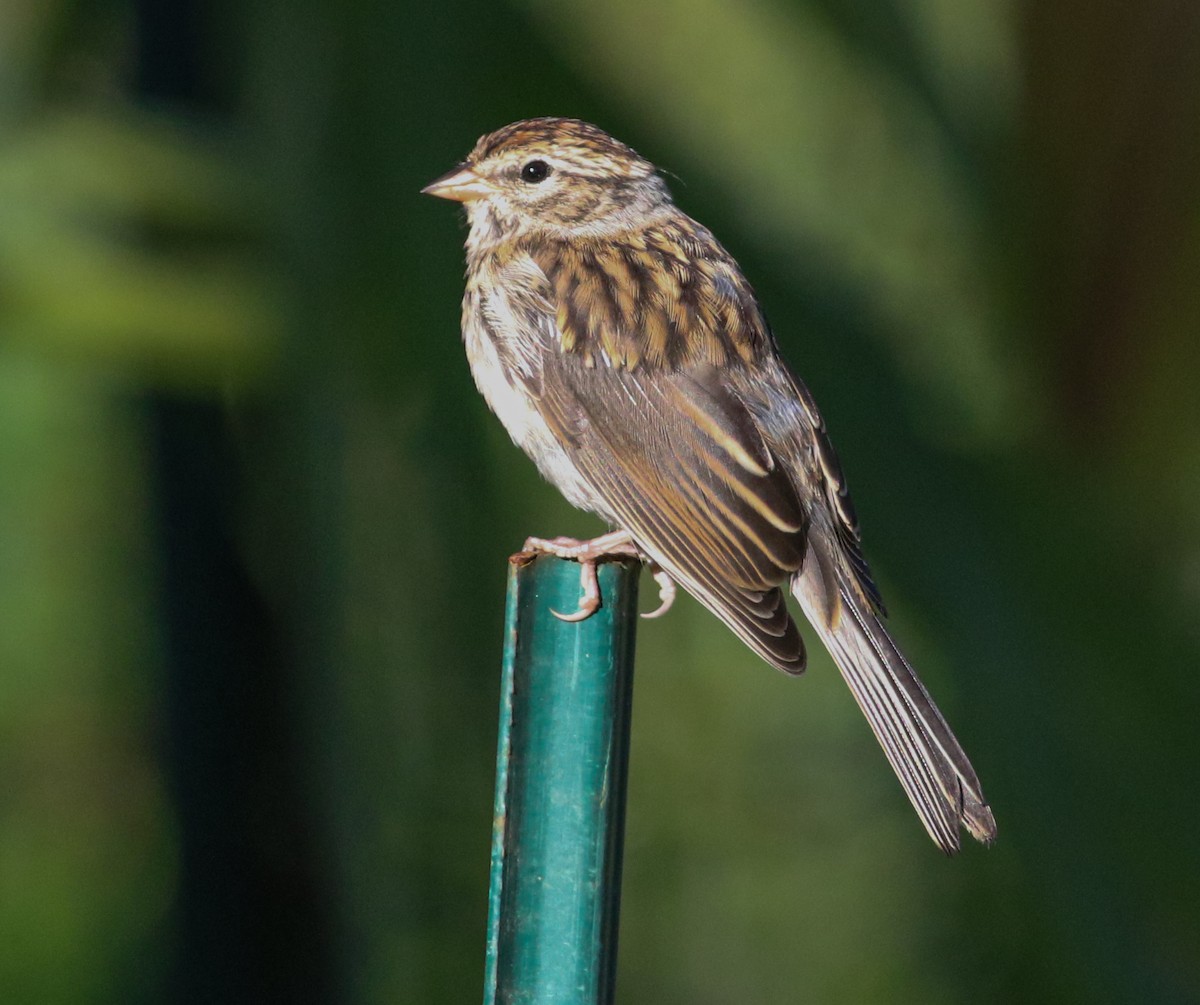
484;555;640;1005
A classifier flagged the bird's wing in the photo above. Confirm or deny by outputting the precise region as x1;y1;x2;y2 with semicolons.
548;356;810;672
489;241;813;672
487;241;995;851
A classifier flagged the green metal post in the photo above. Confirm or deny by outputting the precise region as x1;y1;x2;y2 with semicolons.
484;555;640;1005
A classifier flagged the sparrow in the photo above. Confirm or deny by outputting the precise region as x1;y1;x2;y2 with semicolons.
423;117;996;853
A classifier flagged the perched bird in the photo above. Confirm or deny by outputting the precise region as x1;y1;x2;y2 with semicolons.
423;117;996;853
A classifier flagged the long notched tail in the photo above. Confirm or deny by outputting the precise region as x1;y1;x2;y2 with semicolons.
792;553;997;853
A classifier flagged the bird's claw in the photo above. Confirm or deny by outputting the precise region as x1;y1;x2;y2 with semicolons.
551;555;602;622
640;566;676;619
515;530;678;623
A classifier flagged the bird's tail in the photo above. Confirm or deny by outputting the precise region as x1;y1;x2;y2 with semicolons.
792;547;996;853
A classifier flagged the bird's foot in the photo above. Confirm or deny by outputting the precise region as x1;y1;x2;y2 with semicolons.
512;530;677;623
641;566;677;619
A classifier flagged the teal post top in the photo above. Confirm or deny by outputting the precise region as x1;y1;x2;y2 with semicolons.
485;556;640;1005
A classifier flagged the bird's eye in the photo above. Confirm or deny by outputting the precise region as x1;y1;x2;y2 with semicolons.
520;160;551;184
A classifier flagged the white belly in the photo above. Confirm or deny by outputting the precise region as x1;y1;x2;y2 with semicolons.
463;311;606;520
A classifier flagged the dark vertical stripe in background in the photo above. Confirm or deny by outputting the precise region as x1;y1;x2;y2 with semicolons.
134;2;332;1001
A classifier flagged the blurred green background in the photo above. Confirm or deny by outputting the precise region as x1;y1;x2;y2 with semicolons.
3;0;1199;1002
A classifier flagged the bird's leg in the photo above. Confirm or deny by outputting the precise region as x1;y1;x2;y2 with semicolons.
515;530;638;622
516;529;641;563
512;530;677;622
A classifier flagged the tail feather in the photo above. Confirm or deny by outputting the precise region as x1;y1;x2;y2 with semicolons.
793;551;996;853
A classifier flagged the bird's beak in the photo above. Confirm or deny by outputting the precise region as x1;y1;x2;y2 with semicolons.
421;163;492;202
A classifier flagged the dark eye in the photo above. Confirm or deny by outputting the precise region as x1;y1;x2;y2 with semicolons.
520;160;551;184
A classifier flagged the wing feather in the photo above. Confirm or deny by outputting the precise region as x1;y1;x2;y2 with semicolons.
536;350;808;670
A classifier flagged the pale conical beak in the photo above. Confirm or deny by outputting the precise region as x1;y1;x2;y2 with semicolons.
421;163;492;202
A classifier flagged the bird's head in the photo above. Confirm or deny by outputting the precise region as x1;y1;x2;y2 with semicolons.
422;117;672;242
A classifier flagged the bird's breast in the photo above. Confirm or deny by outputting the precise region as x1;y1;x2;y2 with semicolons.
461;290;607;520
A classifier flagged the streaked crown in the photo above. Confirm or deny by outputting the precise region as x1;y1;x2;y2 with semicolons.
471;118;656;181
